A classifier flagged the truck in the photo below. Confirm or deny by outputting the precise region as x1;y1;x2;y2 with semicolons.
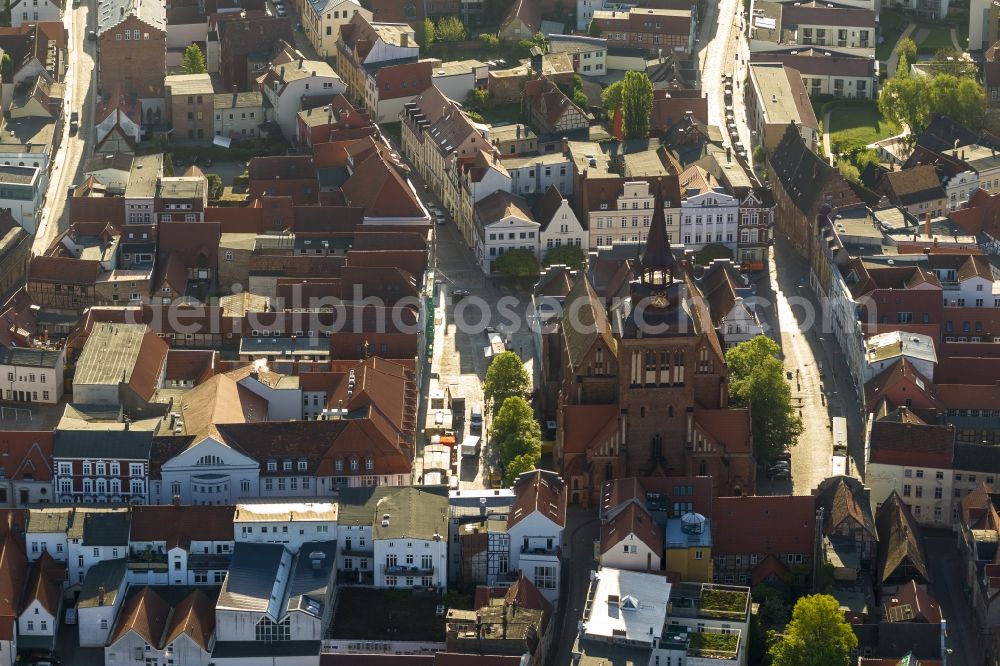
461;435;481;458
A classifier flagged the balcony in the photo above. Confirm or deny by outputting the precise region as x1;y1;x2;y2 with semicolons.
127;548;167;571
383;564;434;575
519;545;558;557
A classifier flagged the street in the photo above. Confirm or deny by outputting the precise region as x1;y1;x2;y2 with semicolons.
696;0;753;155
751;234;866;495
32;0;97;255
925;531;984;665
546;509;599;666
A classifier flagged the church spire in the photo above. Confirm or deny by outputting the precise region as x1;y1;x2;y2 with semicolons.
640;186;675;273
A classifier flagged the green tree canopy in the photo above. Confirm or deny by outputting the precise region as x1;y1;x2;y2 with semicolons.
879;55;986;134
896;37;917;70
489;396;541;468
419;18;435;48
478;33;500;49
854;148;881;170
436;16;466;43
543;245;586;269
620;71;653;139
494;248;539;277
588;19;602;36
836;160;860;183
181;43;207;74
504;452;540;485
725;336;803;460
465;88;490;111
769;595;858;666
484;350;531;410
601;80;623;111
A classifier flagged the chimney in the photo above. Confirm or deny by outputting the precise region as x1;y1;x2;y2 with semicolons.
924;212;931;238
401;32;408;47
172;494;181;506
97;585;106;606
561;135;568;153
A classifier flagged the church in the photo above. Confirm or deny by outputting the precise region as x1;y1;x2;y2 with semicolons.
551;191;757;506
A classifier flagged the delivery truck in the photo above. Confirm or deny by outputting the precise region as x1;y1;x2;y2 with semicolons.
461;436;481;458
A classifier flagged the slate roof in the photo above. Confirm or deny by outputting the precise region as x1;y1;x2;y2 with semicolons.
82;510;130;546
216;542;288;614
875;492;930;585
769;123;844;215
53;429;154;461
559;274;617;371
78;558;127;608
370;486;448;540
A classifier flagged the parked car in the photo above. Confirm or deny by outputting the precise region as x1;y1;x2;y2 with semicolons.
275;6;286;15
69;111;79;134
766;461;791;479
65;604;77;625
453;288;471;298
87;29;96;40
469;405;483;433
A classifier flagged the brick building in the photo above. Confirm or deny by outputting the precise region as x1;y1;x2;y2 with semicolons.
165;73;215;141
553;198;756;505
591;7;695;57
96;0;167;100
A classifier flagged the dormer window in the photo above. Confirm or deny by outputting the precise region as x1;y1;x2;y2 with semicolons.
350;458;359;471
365;458;374;471
298;459;308;471
283;460;292;471
335;459;344;472
267;460;277;472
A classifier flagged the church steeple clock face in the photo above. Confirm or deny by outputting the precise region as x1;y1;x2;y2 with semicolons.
650;291;669;308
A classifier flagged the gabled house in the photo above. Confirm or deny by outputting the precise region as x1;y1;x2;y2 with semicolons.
71;322;168;408
0;431;55;506
875;491;931;595
95;84;142;154
257;42;347;141
699;260;764;349
957;483;1000;637
507;470;566;603
67;509;131;587
104;587;216;666
336;13;418;107
0;532;29;662
878;166;948;221
524;77;589;135
814;475;878;563
9;0;62;26
599;502;662;572
301;0;371;58
17;551;64;654
499;0;541;41
534;185;586;256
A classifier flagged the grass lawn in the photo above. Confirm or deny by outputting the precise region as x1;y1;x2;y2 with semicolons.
478;103;524;125
912;21;955;54
700;588;750;618
688;632;741;658
876;11;908;61
828;102;901;154
330;588;446;641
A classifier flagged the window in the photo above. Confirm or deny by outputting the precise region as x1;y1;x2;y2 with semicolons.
623;544;637;553
903;484;911;497
194;571;207;583
255;616;290;642
534;565;557;589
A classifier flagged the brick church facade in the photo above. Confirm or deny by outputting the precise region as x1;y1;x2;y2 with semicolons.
552;196;757;506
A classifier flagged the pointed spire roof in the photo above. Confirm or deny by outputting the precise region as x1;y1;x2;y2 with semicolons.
640;191;675;272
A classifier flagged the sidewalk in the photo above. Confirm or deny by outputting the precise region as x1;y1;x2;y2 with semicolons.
885;23;917;76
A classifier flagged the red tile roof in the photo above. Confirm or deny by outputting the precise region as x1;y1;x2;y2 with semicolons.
109;586;171;647
868;418;954;469
508;469;566;529
164;349;217;385
0;533;27;640
342;149;425;219
20;550;63;617
884;580;942;624
712;495;816;557
162;588;215;650
0;431;53;482
373;60;432;101
129;505;235;547
600;502;662;555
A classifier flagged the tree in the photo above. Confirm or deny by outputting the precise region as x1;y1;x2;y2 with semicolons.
494;248;539;277
206;173;223;200
620;71;653;139
465;88;489;111
543;245;586;269
478;33;500;49
836;160;860;183
769;595;858;666
572;87;589;109
489;396;541;467
931;47;978;78
436;16;466;43
928;73;986;131
0;52;10;78
752;144;766;165
896;37;917;69
725;336;804;460
753;584;790;627
601;80;623;111
854;148;881;170
878;55;930;133
483;351;531;411
418;18;435;48
587;19;602;36
504;452;540;485
880;55;986;134
181;43;207;74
